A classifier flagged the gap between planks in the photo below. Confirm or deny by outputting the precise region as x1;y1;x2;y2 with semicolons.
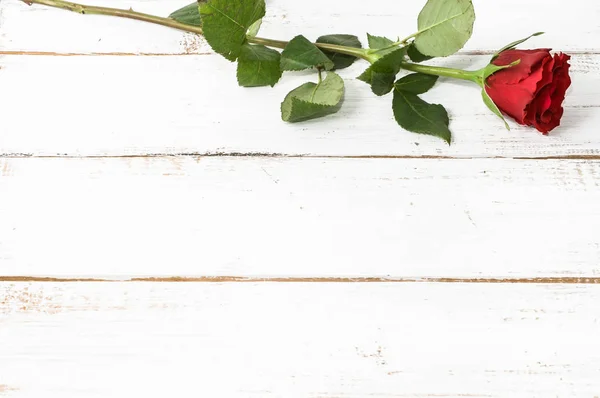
1;276;600;284
2;50;600;57
2;153;600;160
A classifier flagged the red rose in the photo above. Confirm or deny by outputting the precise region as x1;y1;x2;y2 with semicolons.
485;49;571;134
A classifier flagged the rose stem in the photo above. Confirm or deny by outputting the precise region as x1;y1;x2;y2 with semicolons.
21;0;371;60
399;61;480;84
22;0;205;35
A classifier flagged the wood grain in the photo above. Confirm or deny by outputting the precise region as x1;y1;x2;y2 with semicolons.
1;282;600;397
1;0;599;394
3;276;600;284
0;54;597;157
1;156;598;279
1;0;598;54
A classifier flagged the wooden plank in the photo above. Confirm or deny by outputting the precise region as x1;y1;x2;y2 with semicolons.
0;54;596;158
1;282;600;397
1;0;598;54
1;157;599;278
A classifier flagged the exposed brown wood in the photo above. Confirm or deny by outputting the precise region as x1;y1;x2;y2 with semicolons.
0;385;18;393
0;51;209;56
2;50;600;57
2;276;600;284
1;153;600;160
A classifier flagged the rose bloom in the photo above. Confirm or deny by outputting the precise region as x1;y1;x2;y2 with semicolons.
485;49;571;134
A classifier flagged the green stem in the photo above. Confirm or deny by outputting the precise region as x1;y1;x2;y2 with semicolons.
250;37;369;60
22;0;371;61
367;32;417;57
23;0;204;35
309;69;323;102
396;32;419;45
400;61;481;84
314;43;369;60
247;36;289;50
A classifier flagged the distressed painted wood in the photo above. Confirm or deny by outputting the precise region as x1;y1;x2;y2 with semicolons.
1;0;599;394
1;157;599;278
1;282;600;397
1;0;598;54
0;54;597;157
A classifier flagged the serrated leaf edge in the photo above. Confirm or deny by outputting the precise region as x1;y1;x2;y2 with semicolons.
393;73;439;95
280;35;335;71
393;90;451;144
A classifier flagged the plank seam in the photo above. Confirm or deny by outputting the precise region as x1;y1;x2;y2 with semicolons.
2;154;600;160
2;276;600;284
0;51;211;56
2;50;600;56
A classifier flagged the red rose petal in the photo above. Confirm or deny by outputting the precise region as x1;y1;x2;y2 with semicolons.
491;49;552;84
535;56;556;93
487;49;555;125
487;49;572;135
537;54;571;133
528;84;554;133
486;84;533;124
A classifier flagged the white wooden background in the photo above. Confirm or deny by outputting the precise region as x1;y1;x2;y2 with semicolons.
1;0;600;396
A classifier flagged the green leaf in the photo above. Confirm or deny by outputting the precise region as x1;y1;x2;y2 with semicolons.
414;0;475;57
371;72;397;96
367;34;394;49
407;43;433;63
280;35;334;71
392;73;447;142
316;34;362;70
199;0;265;61
394;73;438;94
366;33;398;59
493;32;544;58
357;47;406;96
247;18;262;38
392;89;451;144
237;44;282;87
481;88;510;130
169;2;204;27
281;72;345;123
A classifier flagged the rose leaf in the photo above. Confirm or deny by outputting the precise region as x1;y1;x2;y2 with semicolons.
237;44;282;87
392;85;451;144
281;72;345;122
316;34;363;70
414;0;475;57
280;35;335;71
407;43;433;63
169;1;205;26
393;73;438;94
199;0;265;61
357;47;406;96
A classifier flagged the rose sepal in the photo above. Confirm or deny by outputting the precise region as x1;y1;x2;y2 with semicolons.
492;32;544;60
475;32;546;128
481;88;510;130
473;60;520;130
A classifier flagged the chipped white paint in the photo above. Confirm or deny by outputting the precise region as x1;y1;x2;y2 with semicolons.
1;157;599;278
1;0;598;54
1;0;600;395
1;282;600;397
0;1;599;157
0;54;597;157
